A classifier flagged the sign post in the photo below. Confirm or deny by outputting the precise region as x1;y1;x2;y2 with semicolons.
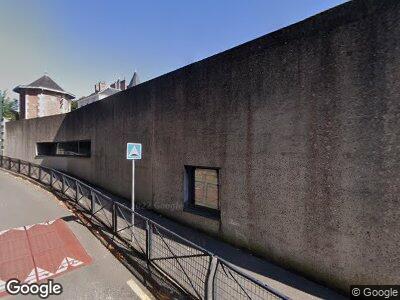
126;143;142;228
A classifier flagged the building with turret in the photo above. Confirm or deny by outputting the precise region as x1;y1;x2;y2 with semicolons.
13;75;75;119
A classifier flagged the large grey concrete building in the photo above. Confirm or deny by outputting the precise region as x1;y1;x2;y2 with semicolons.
4;0;400;293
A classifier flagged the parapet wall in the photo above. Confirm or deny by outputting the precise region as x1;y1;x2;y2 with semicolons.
6;0;400;293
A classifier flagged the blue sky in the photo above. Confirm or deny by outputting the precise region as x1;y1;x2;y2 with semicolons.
0;0;347;98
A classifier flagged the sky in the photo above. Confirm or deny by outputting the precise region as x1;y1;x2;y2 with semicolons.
0;0;347;99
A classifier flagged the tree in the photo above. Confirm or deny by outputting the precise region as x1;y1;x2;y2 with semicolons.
0;90;19;120
70;100;78;111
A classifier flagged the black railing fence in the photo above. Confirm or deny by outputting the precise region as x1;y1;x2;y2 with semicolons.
0;155;289;300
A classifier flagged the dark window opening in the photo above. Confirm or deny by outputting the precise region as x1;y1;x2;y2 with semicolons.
36;142;56;156
56;141;79;156
184;166;220;219
36;140;91;157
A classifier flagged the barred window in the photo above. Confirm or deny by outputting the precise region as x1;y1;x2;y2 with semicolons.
194;168;219;210
184;166;220;218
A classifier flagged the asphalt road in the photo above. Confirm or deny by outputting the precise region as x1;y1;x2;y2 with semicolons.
0;169;149;300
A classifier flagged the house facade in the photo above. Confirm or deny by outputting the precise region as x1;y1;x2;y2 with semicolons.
76;82;121;108
13;75;75;119
77;72;140;108
77;86;121;108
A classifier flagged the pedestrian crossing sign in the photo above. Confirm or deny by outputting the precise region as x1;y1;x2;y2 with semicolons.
126;143;142;160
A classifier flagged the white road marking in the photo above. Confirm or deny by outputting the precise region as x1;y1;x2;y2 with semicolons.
56;258;69;274
126;279;154;300
36;267;54;280
24;269;37;284
0;280;6;292
67;257;84;267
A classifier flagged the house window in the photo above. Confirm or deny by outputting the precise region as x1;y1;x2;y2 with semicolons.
185;166;220;218
36;140;91;157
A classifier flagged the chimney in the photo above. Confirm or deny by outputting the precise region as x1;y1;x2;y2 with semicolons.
120;80;126;90
110;79;125;90
95;81;107;93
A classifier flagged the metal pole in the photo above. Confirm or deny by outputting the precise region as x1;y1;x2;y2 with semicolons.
75;181;79;202
131;160;135;241
90;190;95;215
146;220;152;261
112;202;117;233
206;257;219;300
132;160;135;212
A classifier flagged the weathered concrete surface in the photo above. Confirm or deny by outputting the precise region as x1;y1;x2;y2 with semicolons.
5;0;400;292
0;170;144;299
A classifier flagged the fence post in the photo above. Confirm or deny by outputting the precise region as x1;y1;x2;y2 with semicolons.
90;190;95;215
112;202;118;233
206;256;219;300
61;176;65;193
75;181;79;202
18;160;21;173
38;166;42;181
146;220;152;261
8;158;11;170
49;170;53;187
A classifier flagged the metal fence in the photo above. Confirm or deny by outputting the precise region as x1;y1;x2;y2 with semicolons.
0;155;289;300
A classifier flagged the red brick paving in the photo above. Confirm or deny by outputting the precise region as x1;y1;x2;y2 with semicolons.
0;219;92;297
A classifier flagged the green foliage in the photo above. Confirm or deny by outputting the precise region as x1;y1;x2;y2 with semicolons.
70;100;78;111
0;90;19;120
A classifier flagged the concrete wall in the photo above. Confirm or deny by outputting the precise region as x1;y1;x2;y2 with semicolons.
5;0;400;292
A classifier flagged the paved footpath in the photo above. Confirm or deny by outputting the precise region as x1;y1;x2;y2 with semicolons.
0;170;151;300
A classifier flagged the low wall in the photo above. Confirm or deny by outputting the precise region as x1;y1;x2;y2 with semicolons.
5;0;400;292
